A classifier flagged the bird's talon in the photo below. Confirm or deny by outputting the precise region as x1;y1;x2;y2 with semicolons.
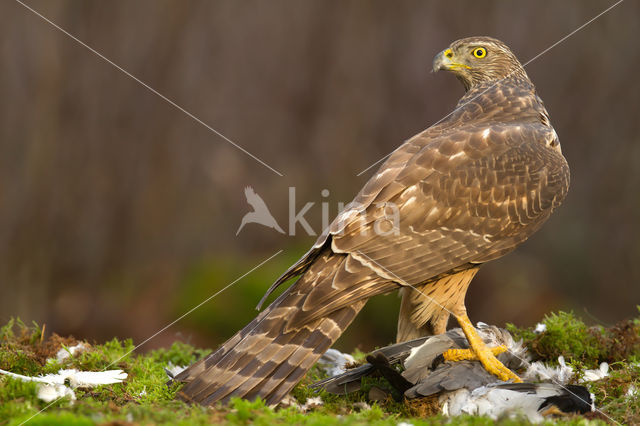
478;353;522;382
442;345;507;362
449;315;522;383
443;348;475;361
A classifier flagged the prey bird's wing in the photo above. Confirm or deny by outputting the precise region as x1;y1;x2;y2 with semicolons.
310;335;432;395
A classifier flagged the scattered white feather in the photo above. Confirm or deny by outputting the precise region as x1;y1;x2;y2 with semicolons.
352;401;371;411
397;422;414;426
278;394;301;410
0;368;127;403
476;322;529;362
0;368;126;387
66;369;127;387
37;383;76;403
300;396;324;411
317;348;356;377
523;356;574;384
533;323;547;334
55;342;90;362
278;395;323;412
579;363;609;383
626;385;637;397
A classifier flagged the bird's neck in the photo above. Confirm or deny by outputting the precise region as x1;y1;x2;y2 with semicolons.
452;76;542;124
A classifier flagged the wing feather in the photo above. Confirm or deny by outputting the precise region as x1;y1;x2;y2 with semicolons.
259;84;568;326
329;122;568;286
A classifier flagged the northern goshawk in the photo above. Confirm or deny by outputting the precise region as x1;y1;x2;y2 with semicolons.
174;36;570;406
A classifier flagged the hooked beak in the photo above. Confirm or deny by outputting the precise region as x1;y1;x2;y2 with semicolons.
432;48;470;73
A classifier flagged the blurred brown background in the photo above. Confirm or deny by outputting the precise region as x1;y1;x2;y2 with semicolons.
1;0;639;352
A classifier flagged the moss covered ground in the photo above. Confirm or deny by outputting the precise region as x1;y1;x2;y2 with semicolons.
1;311;639;425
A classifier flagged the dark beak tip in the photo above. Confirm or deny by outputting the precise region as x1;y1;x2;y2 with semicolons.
432;52;445;74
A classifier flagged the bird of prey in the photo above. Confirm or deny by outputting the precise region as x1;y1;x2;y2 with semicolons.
174;36;570;406
236;186;285;235
313;325;593;422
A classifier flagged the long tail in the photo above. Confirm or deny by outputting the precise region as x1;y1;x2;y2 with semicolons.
174;249;395;406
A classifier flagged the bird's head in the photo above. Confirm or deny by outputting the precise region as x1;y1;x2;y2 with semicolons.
433;36;527;91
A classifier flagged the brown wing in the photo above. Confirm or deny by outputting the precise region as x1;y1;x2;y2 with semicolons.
289;120;569;326
175;248;389;405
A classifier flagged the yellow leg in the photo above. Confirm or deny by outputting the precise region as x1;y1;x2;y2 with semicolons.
443;314;522;383
443;345;507;361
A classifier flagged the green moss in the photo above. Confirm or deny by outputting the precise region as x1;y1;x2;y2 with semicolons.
586;361;640;425
507;311;640;369
225;397;432;425
0;348;41;377
1;313;638;425
536;311;605;364
0;318;44;345
0;319;47;376
8;412;96;426
148;341;212;367
0;323;218;424
0;377;39;421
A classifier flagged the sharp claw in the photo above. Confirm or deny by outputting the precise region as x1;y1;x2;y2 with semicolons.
450;315;522;383
443;348;475;361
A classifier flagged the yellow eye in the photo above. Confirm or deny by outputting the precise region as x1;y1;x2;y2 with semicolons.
472;47;487;58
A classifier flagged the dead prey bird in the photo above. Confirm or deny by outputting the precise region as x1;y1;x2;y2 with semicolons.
313;325;593;422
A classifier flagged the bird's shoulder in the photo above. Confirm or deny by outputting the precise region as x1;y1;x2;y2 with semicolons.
263;79;568;294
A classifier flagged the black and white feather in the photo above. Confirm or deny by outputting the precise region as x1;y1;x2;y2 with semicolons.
313;324;526;396
442;383;594;422
312;325;593;422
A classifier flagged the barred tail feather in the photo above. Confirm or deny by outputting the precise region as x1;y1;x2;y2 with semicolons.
175;249;389;406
